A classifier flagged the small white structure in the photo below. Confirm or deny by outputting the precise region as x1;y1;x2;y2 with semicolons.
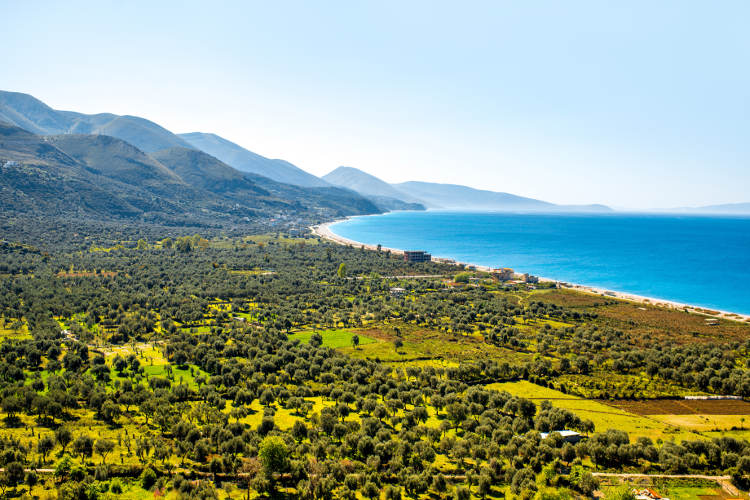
539;430;582;443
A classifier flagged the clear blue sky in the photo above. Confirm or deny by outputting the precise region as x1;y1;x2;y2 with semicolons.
2;1;749;208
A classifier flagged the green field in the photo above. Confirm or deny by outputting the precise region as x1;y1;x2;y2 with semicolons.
600;482;723;500
666;486;722;499
290;328;376;348
140;364;210;390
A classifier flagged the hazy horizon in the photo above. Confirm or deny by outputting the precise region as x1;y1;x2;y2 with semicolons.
2;1;749;209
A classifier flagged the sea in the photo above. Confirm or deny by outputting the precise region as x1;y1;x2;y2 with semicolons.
329;211;750;315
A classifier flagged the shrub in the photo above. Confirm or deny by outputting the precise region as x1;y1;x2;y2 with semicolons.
94;464;108;481
141;467;157;489
454;272;472;283
110;479;123;494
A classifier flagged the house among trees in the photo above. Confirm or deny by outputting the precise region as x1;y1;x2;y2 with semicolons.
520;273;539;284
390;287;406;296
492;267;514;280
539;430;582;444
404;250;431;263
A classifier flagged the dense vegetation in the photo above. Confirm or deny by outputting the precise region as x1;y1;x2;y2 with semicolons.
1;216;749;499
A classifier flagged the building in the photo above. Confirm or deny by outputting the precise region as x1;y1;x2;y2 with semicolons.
492;268;514;281
390;287;406;297
404;250;431;263
519;273;539;284
433;257;455;264
539;430;582;444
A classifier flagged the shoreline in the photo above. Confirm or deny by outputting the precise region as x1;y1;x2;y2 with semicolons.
311;219;750;324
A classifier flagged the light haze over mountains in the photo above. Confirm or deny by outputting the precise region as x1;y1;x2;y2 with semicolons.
1;90;749;216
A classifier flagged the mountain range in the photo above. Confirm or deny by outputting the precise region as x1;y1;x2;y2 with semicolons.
3;90;746;222
0;120;378;225
663;202;750;215
323;167;611;212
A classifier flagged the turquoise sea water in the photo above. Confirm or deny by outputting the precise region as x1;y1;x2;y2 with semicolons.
330;211;750;315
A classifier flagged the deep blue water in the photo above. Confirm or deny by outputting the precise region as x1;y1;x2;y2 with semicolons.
330;211;750;315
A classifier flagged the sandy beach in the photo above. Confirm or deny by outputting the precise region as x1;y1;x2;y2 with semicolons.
311;219;750;324
312;218;404;255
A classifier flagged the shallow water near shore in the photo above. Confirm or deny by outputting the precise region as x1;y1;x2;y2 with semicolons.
330;211;750;315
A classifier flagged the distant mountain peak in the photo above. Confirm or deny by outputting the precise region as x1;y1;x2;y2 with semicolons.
323;166;416;200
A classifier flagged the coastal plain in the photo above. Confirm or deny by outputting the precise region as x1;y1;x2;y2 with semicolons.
2;228;750;499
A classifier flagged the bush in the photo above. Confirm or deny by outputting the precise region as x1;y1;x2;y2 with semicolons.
257;416;275;435
141;466;157;489
454;272;472;283
94;464;108;481
70;464;87;481
454;485;470;500
511;468;537;495
604;485;636;500
110;479;123;494
24;470;38;488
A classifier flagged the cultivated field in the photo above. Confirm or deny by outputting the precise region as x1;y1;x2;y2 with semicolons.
486;381;703;442
605;399;750;415
529;288;750;344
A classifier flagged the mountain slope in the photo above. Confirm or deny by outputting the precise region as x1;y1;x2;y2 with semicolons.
0;92;71;135
151;147;378;215
0;121;79;167
0;90;194;152
0;122;380;222
151;147;269;197
0;122;161;217
246;174;380;216
48;134;185;188
40;133;220;215
179;132;329;188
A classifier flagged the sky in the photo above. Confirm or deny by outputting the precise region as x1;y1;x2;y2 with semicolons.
1;1;749;209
